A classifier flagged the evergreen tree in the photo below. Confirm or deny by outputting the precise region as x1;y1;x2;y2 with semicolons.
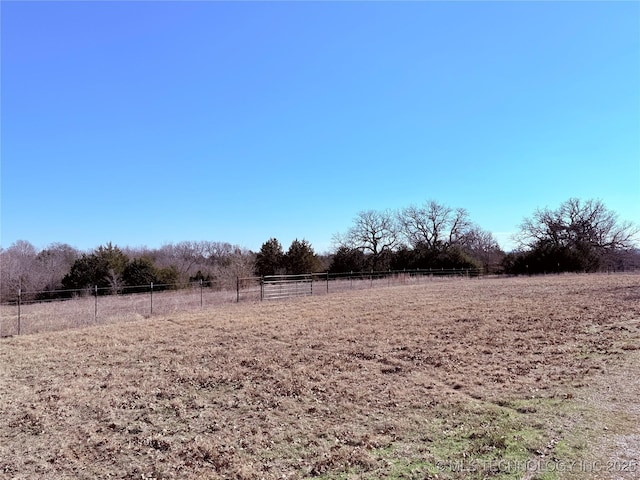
254;238;284;276
284;239;320;274
122;258;158;291
62;243;129;292
329;246;367;273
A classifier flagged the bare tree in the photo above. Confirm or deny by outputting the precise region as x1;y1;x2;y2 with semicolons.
398;200;472;252
515;198;639;272
157;241;207;280
464;226;500;253
35;243;80;292
154;240;254;287
211;246;255;289
0;241;81;301
335;209;399;270
517;198;639;252
106;268;125;294
0;240;38;300
227;247;256;279
462;226;504;273
202;241;234;266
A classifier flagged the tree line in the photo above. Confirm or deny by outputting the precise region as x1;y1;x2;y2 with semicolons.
1;198;638;302
326;198;639;275
0;241;256;302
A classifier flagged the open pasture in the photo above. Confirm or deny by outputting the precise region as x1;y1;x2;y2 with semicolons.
1;274;639;479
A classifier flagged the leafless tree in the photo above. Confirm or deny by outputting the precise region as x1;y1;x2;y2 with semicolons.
228;247;256;279
106;268;125;294
398;200;472;252
0;240;38;300
334;209;399;269
211;246;255;289
202;241;235;265
153;241;254;286
517;198;639;252
462;226;504;273
36;243;79;292
156;241;207;279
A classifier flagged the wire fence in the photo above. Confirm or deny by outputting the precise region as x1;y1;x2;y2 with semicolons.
1;268;482;337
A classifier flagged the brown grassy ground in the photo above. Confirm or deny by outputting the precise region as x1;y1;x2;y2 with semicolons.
1;274;638;479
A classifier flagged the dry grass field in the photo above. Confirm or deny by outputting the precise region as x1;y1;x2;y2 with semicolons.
1;274;639;479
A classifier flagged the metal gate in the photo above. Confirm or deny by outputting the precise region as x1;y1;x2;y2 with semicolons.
261;275;313;300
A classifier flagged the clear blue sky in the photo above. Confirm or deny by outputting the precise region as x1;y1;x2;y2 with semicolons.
2;1;639;254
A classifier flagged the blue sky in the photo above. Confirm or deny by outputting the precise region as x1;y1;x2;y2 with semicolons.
2;1;639;254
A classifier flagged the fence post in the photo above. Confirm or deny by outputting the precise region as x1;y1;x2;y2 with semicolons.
94;285;98;322
150;282;153;316
200;279;203;308
17;288;21;335
236;277;240;303
260;276;264;301
326;272;329;294
310;274;313;296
